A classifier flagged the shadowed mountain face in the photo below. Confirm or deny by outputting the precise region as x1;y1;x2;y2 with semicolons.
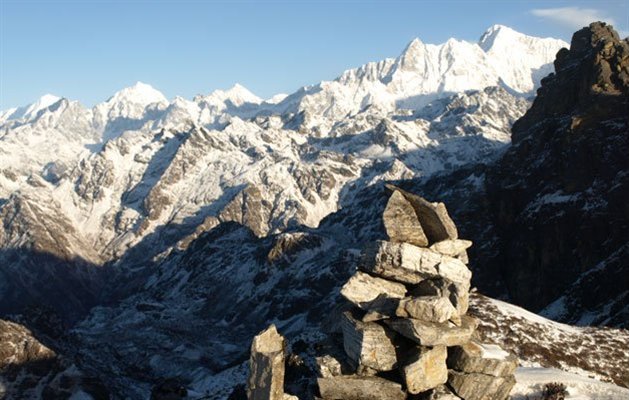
485;22;629;325
410;23;629;327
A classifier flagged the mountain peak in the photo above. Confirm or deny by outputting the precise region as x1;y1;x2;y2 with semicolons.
225;83;260;102
38;94;62;106
4;93;62;121
106;81;168;106
479;24;520;51
403;37;425;54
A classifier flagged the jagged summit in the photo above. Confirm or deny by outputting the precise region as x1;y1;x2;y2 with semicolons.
2;93;62;122
478;24;518;50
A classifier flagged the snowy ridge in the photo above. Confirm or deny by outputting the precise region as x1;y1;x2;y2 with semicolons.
0;25;556;265
479;25;567;93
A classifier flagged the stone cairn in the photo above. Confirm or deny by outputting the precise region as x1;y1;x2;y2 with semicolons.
315;184;517;400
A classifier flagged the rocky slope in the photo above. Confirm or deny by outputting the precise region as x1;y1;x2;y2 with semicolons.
0;317;109;398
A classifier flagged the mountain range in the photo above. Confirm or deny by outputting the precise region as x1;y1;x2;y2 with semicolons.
0;23;627;399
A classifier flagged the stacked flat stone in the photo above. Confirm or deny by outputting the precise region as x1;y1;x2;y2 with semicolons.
316;185;517;400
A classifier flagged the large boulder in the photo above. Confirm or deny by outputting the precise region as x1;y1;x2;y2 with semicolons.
247;325;286;400
401;345;448;394
447;342;517;377
430;239;472;257
385;184;458;243
340;271;407;312
341;311;398;371
317;375;406;400
383;190;429;247
360;241;471;286
396;296;457;323
447;370;515;400
385;315;477;346
409;278;470;317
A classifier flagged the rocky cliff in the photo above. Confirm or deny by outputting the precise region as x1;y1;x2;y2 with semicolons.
485;22;629;326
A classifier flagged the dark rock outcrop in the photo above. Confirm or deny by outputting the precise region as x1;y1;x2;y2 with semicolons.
485;22;629;320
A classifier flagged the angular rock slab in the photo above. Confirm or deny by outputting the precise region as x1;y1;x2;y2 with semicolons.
383;190;429;247
409;278;470;317
447;342;517;377
247;324;286;400
402;345;448;394
340;271;406;312
385;315;477;346
360;241;471;286
317;375;406;400
341;311;398;371
396;295;457;323
385;184;458;243
430;239;472;257
448;370;516;400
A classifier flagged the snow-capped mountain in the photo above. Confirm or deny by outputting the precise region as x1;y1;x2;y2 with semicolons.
7;22;629;399
0;25;564;263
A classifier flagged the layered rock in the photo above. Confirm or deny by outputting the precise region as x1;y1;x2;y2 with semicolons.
447;342;517;377
340;310;398;371
383;190;429;246
317;375;406;400
484;22;629;323
385;315;476;346
402;345;448;394
314;186;517;399
247;325;290;400
448;371;515;400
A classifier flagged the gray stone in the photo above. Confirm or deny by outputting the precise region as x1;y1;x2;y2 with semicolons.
385;184;458;243
447;342;517;377
409;278;469;317
340;272;406;312
449;283;470;317
456;250;469;264
317;375;406;400
360;241;471;286
409;278;451;297
362;307;394;323
396;296;457;323
430;239;472;257
383;190;429;247
424;385;462;400
247;324;286;400
341;311;398;371
316;355;345;378
402;345;448;394
385;315;477;346
448;370;516;400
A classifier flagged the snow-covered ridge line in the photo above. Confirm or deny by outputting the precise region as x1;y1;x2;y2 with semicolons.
0;24;565;265
1;24;567;122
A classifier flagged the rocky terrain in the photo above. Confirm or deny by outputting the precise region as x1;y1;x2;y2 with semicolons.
0;22;627;399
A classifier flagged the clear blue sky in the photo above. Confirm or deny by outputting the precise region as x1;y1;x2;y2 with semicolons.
1;0;628;109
